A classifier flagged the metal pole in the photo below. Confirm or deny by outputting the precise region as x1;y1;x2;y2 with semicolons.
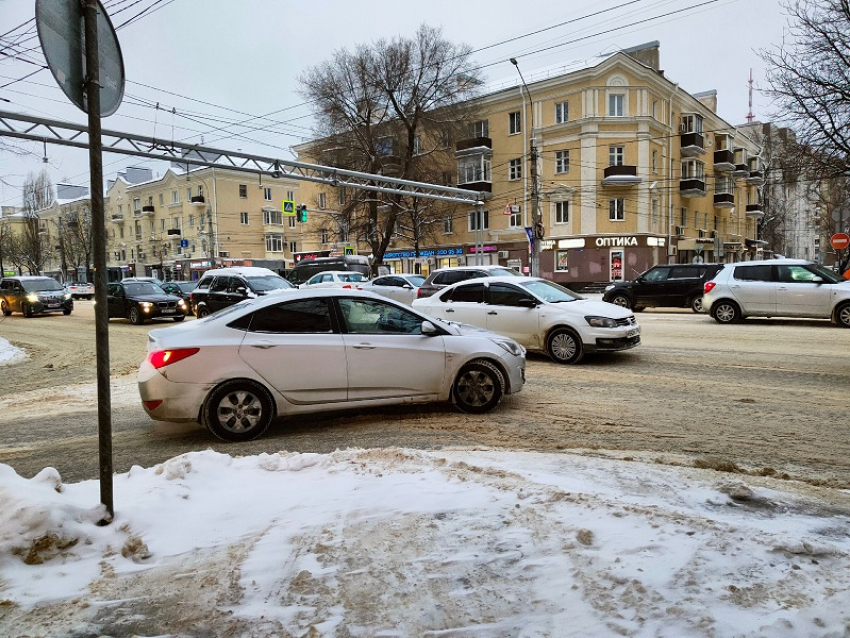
510;59;540;276
84;0;113;522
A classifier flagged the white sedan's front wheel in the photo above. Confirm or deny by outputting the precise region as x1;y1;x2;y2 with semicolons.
453;361;504;414
546;328;584;364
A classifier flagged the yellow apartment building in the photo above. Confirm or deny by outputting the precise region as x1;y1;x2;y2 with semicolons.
104;166;302;280
294;42;764;288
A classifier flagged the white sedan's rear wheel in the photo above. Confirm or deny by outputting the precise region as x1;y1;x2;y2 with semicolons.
203;380;274;442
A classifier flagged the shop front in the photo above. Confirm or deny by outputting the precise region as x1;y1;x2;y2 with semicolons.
542;234;669;289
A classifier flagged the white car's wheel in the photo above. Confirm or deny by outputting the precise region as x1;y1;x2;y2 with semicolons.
546;328;584;364
453;360;504;414
203;380;274;442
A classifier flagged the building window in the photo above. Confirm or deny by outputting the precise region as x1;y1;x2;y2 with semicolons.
288;241;297;253
509;111;521;135
240;212;249;225
715;175;734;195
186;187;192;201
469;209;489;231
457;155;491;184
509;206;521;228
288;216;296;228
198;185;204;198
133;198;141;213
680;207;687;226
171;190;179;204
337;187;346;205
188;214;194;228
264;187;272;201
286;190;294;201
608;94;625;116
652;100;658;119
609;198;625;221
651;200;659;229
318;192;326;209
158;193;164;206
469;119;489;138
412;135;422;155
444;216;453;234
681;159;706;180
321;229;329;243
555;201;569;224
555;101;568;124
239;184;247;198
263;209;282;225
265;234;283;252
509;158;523;181
609;146;625;166
160;218;165;231
555;150;570;174
652;150;658;173
680;113;704;134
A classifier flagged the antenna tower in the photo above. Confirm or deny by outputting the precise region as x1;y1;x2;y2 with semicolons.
745;68;755;123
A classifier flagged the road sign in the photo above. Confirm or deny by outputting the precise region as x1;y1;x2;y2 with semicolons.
180;239;189;248
830;233;850;250
282;200;295;216
344;246;355;255
36;0;125;117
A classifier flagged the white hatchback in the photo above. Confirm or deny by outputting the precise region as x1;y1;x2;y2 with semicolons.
300;271;368;289
412;276;640;364
703;258;850;326
138;288;526;442
356;273;425;305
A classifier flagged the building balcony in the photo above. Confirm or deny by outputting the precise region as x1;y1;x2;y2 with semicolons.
455;137;492;155
142;206;155;217
733;163;749;178
680;132;706;157
190;196;206;206
601;165;642;186
166;228;182;238
679;179;707;198
713;149;736;172
456;180;492;194
746;170;764;185
745;203;764;219
713;192;735;208
110;213;124;222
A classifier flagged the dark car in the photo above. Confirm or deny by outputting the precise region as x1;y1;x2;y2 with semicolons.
190;266;295;318
416;265;521;299
106;281;188;325
0;276;73;317
160;281;197;302
602;263;725;313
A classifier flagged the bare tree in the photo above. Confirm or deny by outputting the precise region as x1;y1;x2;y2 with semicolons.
20;170;55;274
299;24;483;272
761;0;850;178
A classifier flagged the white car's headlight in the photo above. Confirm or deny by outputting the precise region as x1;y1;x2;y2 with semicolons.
490;336;525;357
585;316;618;328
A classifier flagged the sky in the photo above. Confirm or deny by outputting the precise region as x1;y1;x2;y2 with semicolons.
2;340;850;636
0;0;792;209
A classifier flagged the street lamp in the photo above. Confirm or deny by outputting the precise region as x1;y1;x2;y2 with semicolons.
510;57;541;276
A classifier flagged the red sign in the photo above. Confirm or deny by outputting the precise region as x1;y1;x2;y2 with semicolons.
831;233;850;250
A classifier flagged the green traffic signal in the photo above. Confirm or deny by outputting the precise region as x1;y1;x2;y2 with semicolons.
297;205;308;223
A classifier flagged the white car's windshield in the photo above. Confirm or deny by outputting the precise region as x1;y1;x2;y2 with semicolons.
520;279;584;303
246;275;293;291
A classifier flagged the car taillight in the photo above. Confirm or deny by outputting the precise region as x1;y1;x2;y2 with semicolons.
147;348;200;369
703;281;716;294
342;284;352;289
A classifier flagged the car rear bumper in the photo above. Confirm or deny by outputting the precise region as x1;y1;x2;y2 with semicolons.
138;361;212;423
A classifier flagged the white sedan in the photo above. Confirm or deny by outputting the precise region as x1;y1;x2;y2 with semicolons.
138;288;526;442
412;276;640;364
356;273;425;305
300;270;367;289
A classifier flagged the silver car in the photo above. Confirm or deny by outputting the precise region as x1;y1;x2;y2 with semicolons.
703;258;850;326
356;274;425;305
138;288;525;442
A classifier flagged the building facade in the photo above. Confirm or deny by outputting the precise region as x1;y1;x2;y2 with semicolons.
294;42;765;288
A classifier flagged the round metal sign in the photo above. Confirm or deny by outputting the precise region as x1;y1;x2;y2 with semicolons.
36;0;125;117
831;233;850;250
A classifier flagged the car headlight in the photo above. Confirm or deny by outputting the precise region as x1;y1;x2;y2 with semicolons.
585;316;618;328
26;294;39;302
490;336;525;357
178;299;187;307
63;293;72;300
140;302;153;312
604;284;615;292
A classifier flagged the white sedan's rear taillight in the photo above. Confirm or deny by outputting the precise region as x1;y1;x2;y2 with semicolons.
704;281;717;294
147;348;200;369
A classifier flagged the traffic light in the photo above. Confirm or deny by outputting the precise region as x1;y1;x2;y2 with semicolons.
296;204;308;223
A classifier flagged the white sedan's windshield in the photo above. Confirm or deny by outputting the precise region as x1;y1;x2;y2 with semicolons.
520;280;584;303
246;275;293;291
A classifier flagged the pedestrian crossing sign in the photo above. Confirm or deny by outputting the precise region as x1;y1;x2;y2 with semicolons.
344;246;355;255
282;200;295;216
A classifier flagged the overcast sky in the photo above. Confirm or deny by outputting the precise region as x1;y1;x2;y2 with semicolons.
0;0;791;208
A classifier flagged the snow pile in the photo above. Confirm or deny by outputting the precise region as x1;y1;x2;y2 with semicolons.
1;448;849;637
0;336;26;366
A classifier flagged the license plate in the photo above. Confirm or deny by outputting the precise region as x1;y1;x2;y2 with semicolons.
626;328;640;338
162;308;176;314
47;302;60;308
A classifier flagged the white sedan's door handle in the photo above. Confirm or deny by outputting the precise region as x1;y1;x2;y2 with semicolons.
250;341;275;350
353;343;376;350
487;311;498;315
445;308;455;313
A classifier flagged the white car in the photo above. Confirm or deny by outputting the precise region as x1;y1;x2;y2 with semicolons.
138;288;526;442
66;282;95;300
703;258;850;326
300;270;367;289
412;276;640;364
356;274;425;305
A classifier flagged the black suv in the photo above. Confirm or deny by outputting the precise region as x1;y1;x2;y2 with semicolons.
602;263;724;313
0;276;73;317
106;280;187;324
416;265;521;299
190;267;295;318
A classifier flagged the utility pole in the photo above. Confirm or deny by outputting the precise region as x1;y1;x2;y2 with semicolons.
511;58;541;276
